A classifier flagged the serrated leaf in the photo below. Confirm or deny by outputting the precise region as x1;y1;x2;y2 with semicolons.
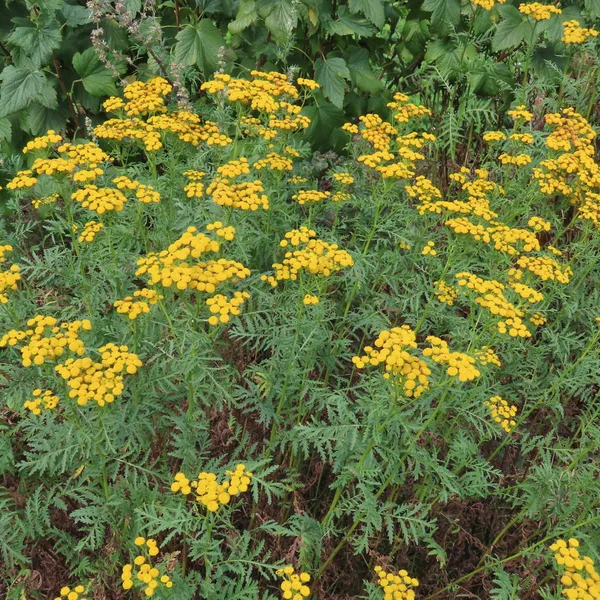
492;5;529;51
0;118;11;141
228;0;258;34
325;6;376;37
348;0;385;28
62;4;92;26
26;103;68;136
7;21;62;67
315;56;350;108
0;66;46;118
175;20;224;72
264;0;298;43
302;98;346;148
422;0;460;35
346;46;383;93
402;18;430;56
73;48;118;97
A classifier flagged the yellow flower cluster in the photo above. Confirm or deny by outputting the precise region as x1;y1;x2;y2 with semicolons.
297;77;320;89
533;109;600;230
136;227;250;293
53;584;87;600
332;172;354;184
530;312;547;326
562;20;599;43
98;79;231;150
434;280;458;305
71;185;128;214
261;228;353;287
183;170;205;197
218;157;251;178
515;255;572;283
510;133;534;144
445;218;540;255
508;106;533;121
201;72;311;140
206;221;235;241
422;336;481;381
276;566;311;600
292;189;331;205
0;316;90;366
455;272;531;337
206;291;250;325
483;131;507;143
171;464;252;511
519;3;562;20
55;344;142;406
24;388;60;415
422;241;437;256
254;152;293;171
23;129;62;153
498;153;532;166
351;326;431;398
136;184;160;204
0;245;21;303
290;175;308;184
6;170;37;189
475;347;502;367
32;193;60;209
528;216;551;231
303;294;319;305
122;537;173;596
485;395;518;433
551;538;600;599
374;566;419;600
206;178;269;211
78;221;103;243
114;288;164;320
122;77;172;116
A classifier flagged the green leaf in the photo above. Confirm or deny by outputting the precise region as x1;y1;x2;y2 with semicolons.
0;118;11;141
174;20;224;72
264;0;298;44
346;46;383;93
324;6;376;37
402;18;430;56
422;0;460;35
72;48;118;97
7;20;62;67
0;66;46;118
62;4;92;27
229;0;258;34
585;0;600;17
492;5;529;51
314;56;350;108
25;103;68;136
302;98;346;149
348;0;385;28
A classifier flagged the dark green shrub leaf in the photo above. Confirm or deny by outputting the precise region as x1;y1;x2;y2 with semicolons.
302;99;346;148
422;0;460;35
314;56;350;108
25;102;68;136
73;48;118;97
7;20;62;67
61;4;92;27
229;0;258;34
0;66;46;118
175;20;224;72
346;46;383;93
492;5;529;51
0;118;12;141
325;6;376;37
264;0;298;43
348;0;385;28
